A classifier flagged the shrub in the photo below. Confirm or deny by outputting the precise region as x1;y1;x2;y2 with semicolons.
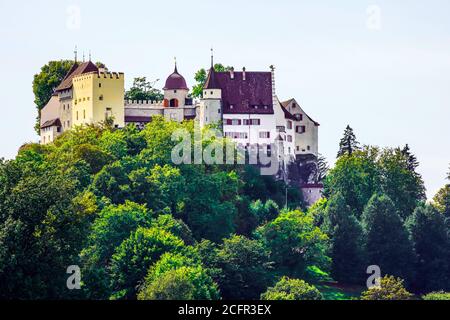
361;275;413;300
260;277;323;300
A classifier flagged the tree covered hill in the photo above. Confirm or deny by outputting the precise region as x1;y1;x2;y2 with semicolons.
0;120;449;300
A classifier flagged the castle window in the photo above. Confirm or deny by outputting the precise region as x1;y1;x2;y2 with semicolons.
287;135;292;142
287;121;292;129
99;83;102;88
307;145;311;151
83;110;86;119
243;119;260;126
174;90;177;93
169;99;179;107
99;95;104;101
296;126;306;134
211;91;213;95
76;111;79;120
259;131;270;139
218;108;221;114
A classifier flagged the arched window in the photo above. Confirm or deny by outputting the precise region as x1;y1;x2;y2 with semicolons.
169;99;179;107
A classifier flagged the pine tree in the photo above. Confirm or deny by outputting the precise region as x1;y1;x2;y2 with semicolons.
401;144;419;172
337;125;360;158
406;205;450;292
313;154;329;183
362;194;416;284
324;194;365;284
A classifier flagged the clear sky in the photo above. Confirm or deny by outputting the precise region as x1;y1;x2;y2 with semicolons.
0;0;449;199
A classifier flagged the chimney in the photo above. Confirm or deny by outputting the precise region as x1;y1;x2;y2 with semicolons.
242;67;246;81
230;67;235;79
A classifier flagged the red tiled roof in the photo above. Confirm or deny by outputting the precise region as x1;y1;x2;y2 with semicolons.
55;61;99;91
205;71;273;115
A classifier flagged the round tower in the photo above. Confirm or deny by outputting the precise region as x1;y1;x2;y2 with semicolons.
163;61;189;107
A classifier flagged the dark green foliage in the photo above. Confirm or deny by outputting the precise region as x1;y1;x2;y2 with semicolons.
261;277;323;300
337;125;360;158
406;205;450;292
362;194;416;284
125;77;163;102
378;147;426;219
199;235;274;300
192;64;232;98
138;252;219;300
255;210;330;279
324;146;426;219
324;148;380;216
109;227;184;299
32;60;74;133
323;194;365;284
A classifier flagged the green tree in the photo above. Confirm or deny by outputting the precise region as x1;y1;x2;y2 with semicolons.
361;275;413;300
314;153;329;183
406;205;450;292
433;185;450;219
211;235;274;300
337;125;360;158
32;60;74;133
125;77;163;102
378;147;426;219
323;194;365;284
192;63;232;98
138;252;219;300
324;148;380;216
80;202;152;299
255;210;330;279
109;227;184;299
362;194;416;283
0;157;90;299
260;277;323;300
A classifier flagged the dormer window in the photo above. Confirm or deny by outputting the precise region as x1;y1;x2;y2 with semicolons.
174;90;177;93
230;105;234;109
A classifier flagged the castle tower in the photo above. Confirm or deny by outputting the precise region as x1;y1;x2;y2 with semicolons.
163;61;189;108
199;54;222;127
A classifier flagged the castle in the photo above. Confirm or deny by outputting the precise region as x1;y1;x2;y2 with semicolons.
39;56;323;205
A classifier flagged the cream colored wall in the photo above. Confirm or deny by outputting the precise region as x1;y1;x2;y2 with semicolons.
284;99;319;156
72;74;94;126
71;72;125;128
93;72;125;127
164;89;188;106
58;89;73;131
40;125;59;145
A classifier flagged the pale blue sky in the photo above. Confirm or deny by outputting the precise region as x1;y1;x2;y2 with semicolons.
0;0;449;198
